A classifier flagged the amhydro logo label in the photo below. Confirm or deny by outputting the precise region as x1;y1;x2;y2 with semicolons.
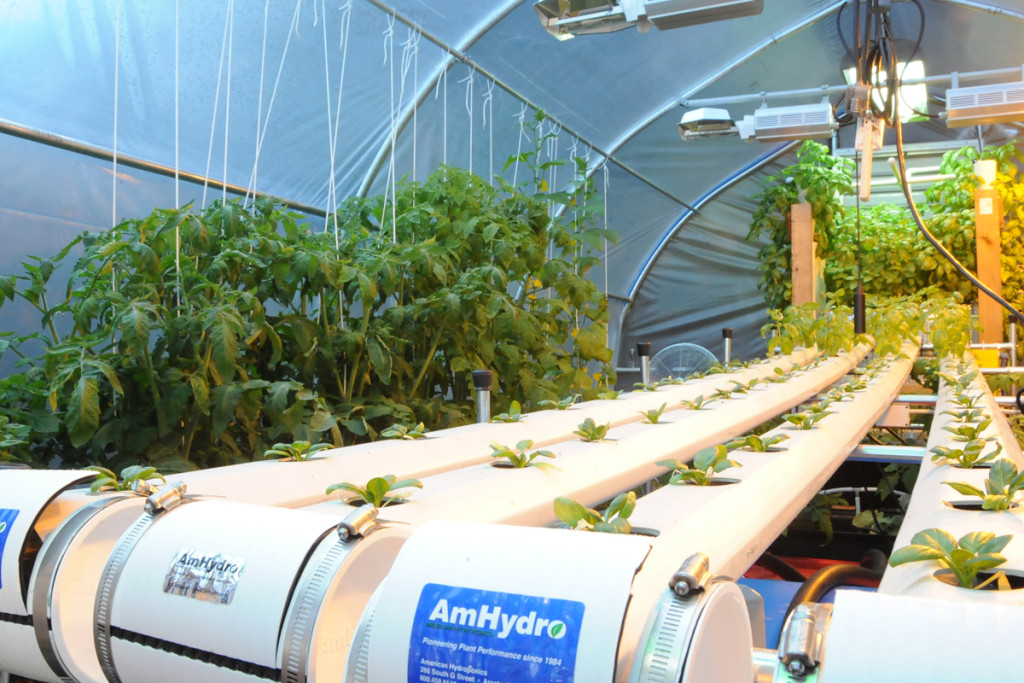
0;509;19;591
409;583;583;682
427;597;569;640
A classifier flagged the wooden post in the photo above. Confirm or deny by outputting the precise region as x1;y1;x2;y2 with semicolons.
975;186;1003;344
790;202;822;306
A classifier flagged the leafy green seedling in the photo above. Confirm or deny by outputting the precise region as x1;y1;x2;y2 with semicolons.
710;387;735;401
554;491;636;534
931;440;1002;468
489;439;555;469
598;389;622;400
940;370;978;393
380;422;429;440
766;367;794;383
890;528;1011;589
639;403;667;424
574;417;610;442
705;362;729;375
539;394;581;410
943;418;992;443
950;393;982;410
86;465;165;494
783;410;833;430
263;440;333;461
491;400;524;423
727;433;790;452
679;395;714;410
944;459;1024;511
326;475;423;508
808;399;833;413
727;380;750;395
942;407;984;423
659;445;741;486
632;382;659;392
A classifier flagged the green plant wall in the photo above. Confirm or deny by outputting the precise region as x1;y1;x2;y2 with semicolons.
0;161;615;471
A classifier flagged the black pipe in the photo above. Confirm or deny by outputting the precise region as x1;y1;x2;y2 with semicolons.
779;550;887;642
753;552;806;583
1017;387;1024;415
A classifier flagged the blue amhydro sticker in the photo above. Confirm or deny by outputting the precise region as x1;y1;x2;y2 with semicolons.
0;508;19;590
408;583;584;683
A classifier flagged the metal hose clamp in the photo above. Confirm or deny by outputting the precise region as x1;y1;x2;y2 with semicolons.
337;504;379;542
669;552;711;597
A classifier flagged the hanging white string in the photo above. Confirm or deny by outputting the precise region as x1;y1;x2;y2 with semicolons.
381;12;397;242
328;1;353;248
543;118;560;264
247;0;270;209
111;0;120;230
399;28;420;182
602;161;610;299
482;79;495;183
458;68;475;176
247;0;302;202
512;103;528;188
221;0;235;204
320;0;337;238
174;0;181;307
442;49;448;165
202;0;233;208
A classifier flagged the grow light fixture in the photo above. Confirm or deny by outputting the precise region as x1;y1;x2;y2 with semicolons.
736;100;836;143
945;79;1024;127
678;107;737;140
534;0;763;39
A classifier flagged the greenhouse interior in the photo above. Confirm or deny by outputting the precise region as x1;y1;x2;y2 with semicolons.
3;0;1024;681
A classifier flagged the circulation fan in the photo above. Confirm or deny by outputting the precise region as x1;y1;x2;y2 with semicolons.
648;342;717;382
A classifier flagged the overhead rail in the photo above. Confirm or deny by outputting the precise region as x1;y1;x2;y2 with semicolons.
680;64;1024;108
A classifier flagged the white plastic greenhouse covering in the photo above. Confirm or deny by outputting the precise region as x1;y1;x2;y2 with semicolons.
0;0;1022;369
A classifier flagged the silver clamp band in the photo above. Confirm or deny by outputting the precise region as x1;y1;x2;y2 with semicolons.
94;482;189;683
279;535;361;683
32;495;131;682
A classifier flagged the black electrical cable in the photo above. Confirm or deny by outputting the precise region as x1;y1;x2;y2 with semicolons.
754;553;807;583
893;88;1024;328
1017;387;1024;415
778;550;887;642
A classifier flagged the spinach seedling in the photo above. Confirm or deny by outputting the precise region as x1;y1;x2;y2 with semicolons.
86;465;165;494
632;382;659;392
554;491;636;534
659;445;741;486
890;528;1011;589
783;410;833;430
574;417;610;442
950;393;983;410
931;440;1002;468
727;380;750;395
598;389;622;400
326;475;422;508
710;387;736;401
639;402;667;424
944;459;1024;511
489;439;555;469
943;418;992;443
380;423;429;440
490;400;524;423
726;433;790;452
942;407;985;423
263;440;333;461
679;395;714;410
539;393;581;410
